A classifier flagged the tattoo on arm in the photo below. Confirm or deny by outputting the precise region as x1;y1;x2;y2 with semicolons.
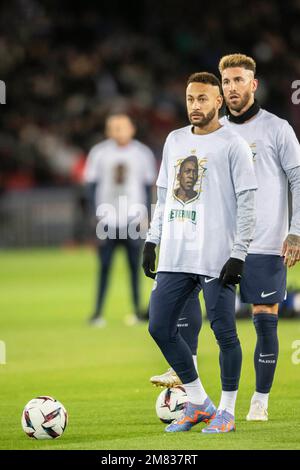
282;234;300;267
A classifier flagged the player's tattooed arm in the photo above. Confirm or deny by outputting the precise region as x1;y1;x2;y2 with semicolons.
281;234;300;267
284;166;300;267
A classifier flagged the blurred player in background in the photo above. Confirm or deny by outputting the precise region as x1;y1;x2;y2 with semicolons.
144;72;257;433
152;54;300;422
84;114;156;326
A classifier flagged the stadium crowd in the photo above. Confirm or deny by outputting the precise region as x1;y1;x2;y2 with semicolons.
1;0;300;190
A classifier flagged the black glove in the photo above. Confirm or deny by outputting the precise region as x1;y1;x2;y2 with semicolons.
219;257;244;286
142;242;157;279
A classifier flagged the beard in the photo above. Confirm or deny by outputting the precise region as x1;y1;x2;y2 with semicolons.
189;107;217;128
226;90;252;113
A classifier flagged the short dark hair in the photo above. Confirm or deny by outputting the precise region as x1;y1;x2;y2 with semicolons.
187;72;222;94
179;155;198;174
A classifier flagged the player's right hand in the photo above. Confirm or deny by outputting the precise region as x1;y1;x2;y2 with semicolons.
142;242;157;279
219;257;244;286
281;234;300;267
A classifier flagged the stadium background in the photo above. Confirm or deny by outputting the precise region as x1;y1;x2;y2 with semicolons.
0;0;300;450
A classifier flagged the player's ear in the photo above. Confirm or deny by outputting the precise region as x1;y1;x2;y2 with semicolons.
131;122;137;138
252;78;258;93
216;94;223;110
105;121;111;138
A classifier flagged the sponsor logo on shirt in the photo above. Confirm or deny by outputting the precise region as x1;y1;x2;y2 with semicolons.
250;143;257;162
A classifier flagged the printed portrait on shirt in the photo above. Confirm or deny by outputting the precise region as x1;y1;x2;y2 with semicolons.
173;155;206;204
113;163;127;184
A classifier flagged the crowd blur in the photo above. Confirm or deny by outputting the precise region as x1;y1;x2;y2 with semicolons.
1;0;300;191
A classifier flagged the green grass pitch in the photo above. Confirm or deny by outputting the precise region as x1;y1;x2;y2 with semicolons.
0;247;300;450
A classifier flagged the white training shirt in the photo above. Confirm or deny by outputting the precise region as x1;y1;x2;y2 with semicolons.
84;139;156;227
156;125;257;277
221;109;300;255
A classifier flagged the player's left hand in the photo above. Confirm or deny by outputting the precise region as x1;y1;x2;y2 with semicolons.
281;234;300;267
219;257;244;286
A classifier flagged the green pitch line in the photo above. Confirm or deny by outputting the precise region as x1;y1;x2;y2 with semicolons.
0;248;299;450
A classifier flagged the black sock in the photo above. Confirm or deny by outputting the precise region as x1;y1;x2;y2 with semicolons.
219;341;242;391
253;314;279;394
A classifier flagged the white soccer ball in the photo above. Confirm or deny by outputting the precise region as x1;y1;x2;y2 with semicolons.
21;396;68;440
155;386;187;423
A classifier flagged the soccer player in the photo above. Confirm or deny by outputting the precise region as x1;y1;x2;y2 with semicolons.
221;54;300;420
151;54;300;422
143;72;257;433
84;114;156;326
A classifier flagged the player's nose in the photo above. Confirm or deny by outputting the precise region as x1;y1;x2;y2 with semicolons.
191;101;201;110
228;82;236;92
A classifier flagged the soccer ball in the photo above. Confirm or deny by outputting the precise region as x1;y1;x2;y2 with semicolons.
21;396;68;440
155;386;187;423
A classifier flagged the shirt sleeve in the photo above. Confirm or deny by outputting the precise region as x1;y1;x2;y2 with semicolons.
142;147;157;185
229;137;258;194
156;137;170;189
277;121;300;172
146;186;167;245
286;166;300;236
231;189;257;261
83;147;101;184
